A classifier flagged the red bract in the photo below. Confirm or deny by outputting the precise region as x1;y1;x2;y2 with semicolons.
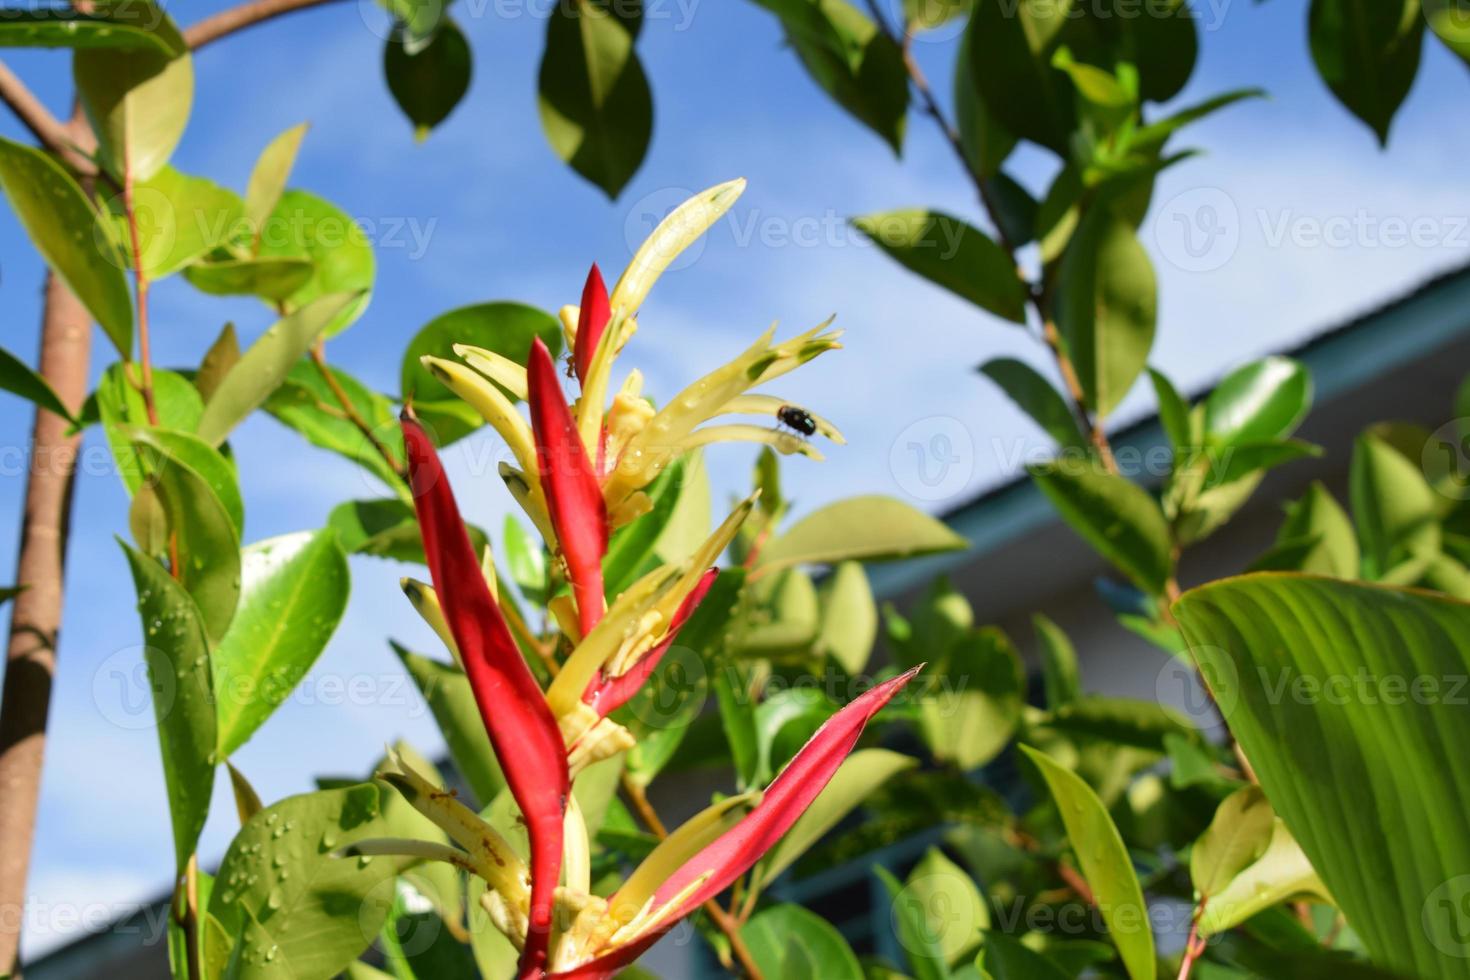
401;416;570;978
550;665;923;979
583;569;719;718
573;263;610;387
527;338;609;637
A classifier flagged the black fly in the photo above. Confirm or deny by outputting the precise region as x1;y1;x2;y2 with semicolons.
775;404;818;438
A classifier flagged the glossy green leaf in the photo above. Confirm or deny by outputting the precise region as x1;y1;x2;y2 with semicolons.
954;22;1016;178
393;644;505;808
742;903;864;980
815;560;877;675
967;0;1078;154
1176;574;1470;976
255;189;375;336
0;4;181;51
503;515;548;605
757;495;968;572
244;123;308;236
1190;785;1274;898
96;365;203;494
0;136;132;356
386;18;471;140
1020;744;1156;980
874;865;947;980
196;323;240;404
0;345;76;424
74;2;191;181
1127;0;1197;102
904;847;990;968
1055;207;1157;418
922;627;1024;770
852;210;1026;323
103;166;244;279
1198;817;1332;937
1203;439;1320;490
1043;695;1196;753
1203;356;1312;447
1148;367;1192;455
537;0;652;198
120;542;216;873
126;427;245;535
981;931;1072;980
1309;0;1424;145
1029;460;1172;594
1033;613;1080;708
981;357;1086;450
196;292;362;447
207;784;410;979
400;301;561;445
183;255;315;301
1351;434;1440;579
379;0;447;50
213;530;350;757
604;454;688;596
328;498;483;566
266;360;405;493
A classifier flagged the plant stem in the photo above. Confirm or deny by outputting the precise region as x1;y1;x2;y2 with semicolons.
308;340;405;479
1176;906;1206;980
182;0;353;49
619;776;765;979
120;152;159;426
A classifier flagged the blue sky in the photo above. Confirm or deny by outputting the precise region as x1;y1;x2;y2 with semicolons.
3;0;1470;959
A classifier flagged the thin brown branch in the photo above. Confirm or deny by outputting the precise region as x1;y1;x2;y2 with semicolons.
308;340;405;479
0;60;95;176
183;0;353;50
620;776;765;979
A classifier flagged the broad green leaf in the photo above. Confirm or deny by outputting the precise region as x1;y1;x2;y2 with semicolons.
0;137;132;355
266;360;406;493
120;542;216;873
74;2;191;181
985;173;1039;248
1043;696;1195;753
604;455;687;596
537;0;651;198
1190;785;1274;898
213;530;350;757
981;357;1086;450
1032;613;1080;708
1127;0;1197;103
196;292;362;447
1203;356;1312;447
921;627;1024;770
1351;434;1440;578
714;661;760;791
874;865;947;980
981;931;1072;980
757;495;968;572
0;345;76;424
393;644;505;807
183;255;315;301
618;640;710;787
134;436;241;642
244;123;308;236
1054;207;1157;418
653;448;711;565
1198;817;1332;937
1148;367;1192;455
379;0;447;50
1020;745;1156;980
904;848;989;968
852;210;1026;323
954;22;1016;178
1202;439;1320;490
0;4;180;51
102;166;244;279
127;427;245;535
96;365;203;494
815;561;876;675
504;515;548;605
400;302;561;445
386;18;471;140
1309;0;1424;145
255;189;375;336
207;784;410;979
1029;460;1172;594
328;498;484;565
739;567;819;659
1176;575;1470;977
755;748;916;887
742;903;864;980
751;0;908;153
967;0;1078;154
196;323;240;404
885;575;974;671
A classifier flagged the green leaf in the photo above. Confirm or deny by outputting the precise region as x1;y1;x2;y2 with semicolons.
227;760;264;826
1127;0;1197;103
981;931;1072;980
1351;434;1440;579
245;123;308;236
967;0;1078;154
0;4;181;51
0;345;77;424
1028;460;1173;594
604;454;688;595
1203;439;1320;490
755;748;916;888
102;166;244;279
904;848;990;969
266;360;405;493
1032;613;1080;708
815;560;877;675
852;210;1026;323
393;644;505;808
1020;744;1156;980
96;365;203;494
537;0;652;198
921;627;1024;770
1176;574;1470;976
127;427;245;535
1043;695;1195;753
1309;0;1424;145
874;865;947;980
954;23;1016;178
981;357;1086;450
1191;785;1275;898
400;301;562;445
1148;367;1192;455
120;542;216;873
73;2;191;181
1129;89;1266;157
255;189;375;336
182;255;315;301
386;17;471;140
213;531;350;757
196;292;363;447
984;173;1038;248
207;784;410;979
1203;356;1312;447
196;323;241;404
742;903;864;980
757;495;968;572
503;515;548;605
751;0;908;153
0;136;132;356
1054;207;1157;418
1197;817;1332;937
328;498;487;565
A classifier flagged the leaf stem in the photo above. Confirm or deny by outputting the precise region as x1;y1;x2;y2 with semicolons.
307;339;406;479
121;157;159;428
182;0;354;50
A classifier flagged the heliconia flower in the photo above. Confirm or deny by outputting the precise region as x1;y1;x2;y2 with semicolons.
546;666;924;978
401;415;570;978
572;264;610;387
527;337;609;637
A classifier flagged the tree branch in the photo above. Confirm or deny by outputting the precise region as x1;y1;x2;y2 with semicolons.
183;0;354;50
0;61;95;177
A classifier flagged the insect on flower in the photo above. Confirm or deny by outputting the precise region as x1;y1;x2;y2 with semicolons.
776;403;818;437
